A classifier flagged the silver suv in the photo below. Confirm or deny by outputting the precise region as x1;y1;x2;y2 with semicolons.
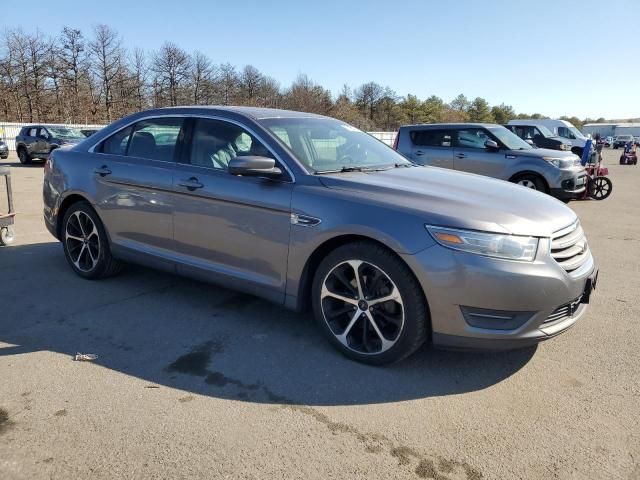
394;123;587;201
43;107;598;364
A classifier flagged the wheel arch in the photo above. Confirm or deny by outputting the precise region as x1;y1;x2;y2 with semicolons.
509;171;550;193
294;234;421;313
56;193;100;240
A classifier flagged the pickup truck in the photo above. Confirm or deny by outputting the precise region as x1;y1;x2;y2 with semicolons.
15;125;86;164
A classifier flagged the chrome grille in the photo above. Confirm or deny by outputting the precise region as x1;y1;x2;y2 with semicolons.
544;296;582;324
550;221;590;273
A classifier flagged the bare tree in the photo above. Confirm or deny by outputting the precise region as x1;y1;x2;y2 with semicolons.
216;62;238;105
283;74;332;114
354;81;385;121
90;24;123;122
190;51;213;105
151;42;191;107
238;65;263;105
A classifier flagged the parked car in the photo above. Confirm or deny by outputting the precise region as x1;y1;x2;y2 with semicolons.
15;125;86;164
604;136;614;147
0;140;8;159
634;136;640;146
43;107;598;364
394;123;587;201
508;119;588;156
503;123;572;151
613;135;635;149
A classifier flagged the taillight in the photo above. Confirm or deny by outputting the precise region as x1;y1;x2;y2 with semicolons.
392;133;399;150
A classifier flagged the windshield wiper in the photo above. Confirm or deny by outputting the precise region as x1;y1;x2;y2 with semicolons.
315;165;389;174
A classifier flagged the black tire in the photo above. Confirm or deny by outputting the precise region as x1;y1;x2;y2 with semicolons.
311;241;429;365
588;177;612;201
61;201;122;279
17;147;32;165
512;173;546;192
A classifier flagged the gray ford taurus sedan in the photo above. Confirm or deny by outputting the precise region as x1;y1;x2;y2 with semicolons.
43;107;598;364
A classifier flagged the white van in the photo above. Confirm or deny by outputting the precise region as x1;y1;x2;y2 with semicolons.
508;119;588;155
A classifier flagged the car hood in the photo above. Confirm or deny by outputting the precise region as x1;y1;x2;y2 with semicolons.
318;166;577;238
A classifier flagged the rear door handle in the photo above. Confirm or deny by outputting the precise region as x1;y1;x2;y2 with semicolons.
178;177;204;191
455;153;467;159
414;150;425;156
94;165;112;176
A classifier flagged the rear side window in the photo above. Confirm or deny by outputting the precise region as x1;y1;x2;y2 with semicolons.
28;127;38;137
410;129;452;147
100;127;133;155
98;117;184;161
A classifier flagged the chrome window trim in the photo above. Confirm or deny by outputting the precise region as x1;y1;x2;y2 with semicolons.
87;113;297;182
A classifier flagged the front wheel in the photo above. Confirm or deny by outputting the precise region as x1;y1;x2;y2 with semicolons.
62;201;122;279
311;241;429;365
17;148;32;165
513;174;545;192
589;177;612;200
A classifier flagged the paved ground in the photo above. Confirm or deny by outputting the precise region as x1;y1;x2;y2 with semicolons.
0;150;638;480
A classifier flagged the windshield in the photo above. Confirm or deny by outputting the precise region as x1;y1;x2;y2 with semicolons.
536;125;554;137
47;127;85;139
259;117;411;173
487;126;532;150
568;126;585;139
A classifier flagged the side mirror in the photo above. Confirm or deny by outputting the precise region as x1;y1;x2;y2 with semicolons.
228;156;282;178
525;139;535;146
484;139;499;150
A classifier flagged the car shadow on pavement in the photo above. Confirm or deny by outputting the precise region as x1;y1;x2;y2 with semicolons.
0;242;536;406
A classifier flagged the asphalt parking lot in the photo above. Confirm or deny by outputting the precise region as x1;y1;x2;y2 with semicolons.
0;149;638;480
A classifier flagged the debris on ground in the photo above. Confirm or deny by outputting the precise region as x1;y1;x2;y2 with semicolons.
73;353;98;361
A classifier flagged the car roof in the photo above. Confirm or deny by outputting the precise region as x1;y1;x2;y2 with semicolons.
150;105;326;121
400;123;500;129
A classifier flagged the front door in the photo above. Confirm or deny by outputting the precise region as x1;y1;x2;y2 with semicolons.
172;117;293;302
452;127;508;179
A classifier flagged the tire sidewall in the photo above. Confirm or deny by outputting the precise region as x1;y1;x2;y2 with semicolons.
514;174;544;192
311;242;429;365
61;202;112;279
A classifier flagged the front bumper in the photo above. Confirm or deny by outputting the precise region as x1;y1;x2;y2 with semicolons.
402;242;597;350
550;169;587;199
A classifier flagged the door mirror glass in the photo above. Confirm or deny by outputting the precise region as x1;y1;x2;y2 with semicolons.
525;139;535;146
228;156;282;177
484;139;499;150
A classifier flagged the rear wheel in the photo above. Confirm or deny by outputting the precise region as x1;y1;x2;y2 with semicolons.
17;148;31;165
62;202;122;279
311;241;429;365
513;174;545;192
589;177;612;200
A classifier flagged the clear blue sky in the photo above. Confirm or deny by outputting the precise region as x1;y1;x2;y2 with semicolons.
2;0;638;119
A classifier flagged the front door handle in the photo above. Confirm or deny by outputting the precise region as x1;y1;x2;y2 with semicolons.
414;150;425;156
455;153;467;159
178;177;204;191
94;165;112;176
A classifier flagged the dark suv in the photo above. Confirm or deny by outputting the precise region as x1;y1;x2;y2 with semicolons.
15;125;86;164
503;124;572;151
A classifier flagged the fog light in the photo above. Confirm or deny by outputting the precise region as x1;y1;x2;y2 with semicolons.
460;306;536;330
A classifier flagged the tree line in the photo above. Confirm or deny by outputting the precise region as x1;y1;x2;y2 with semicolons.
0;25;605;130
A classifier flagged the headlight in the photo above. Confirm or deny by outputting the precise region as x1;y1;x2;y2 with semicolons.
426;225;539;261
560;144;571;151
542;156;576;168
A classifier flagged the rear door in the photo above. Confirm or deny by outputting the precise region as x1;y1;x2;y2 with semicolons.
408;128;454;168
171;117;293;302
452;127;508;178
91;117;182;257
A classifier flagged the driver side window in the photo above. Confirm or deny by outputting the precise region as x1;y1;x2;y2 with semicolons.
189;119;274;171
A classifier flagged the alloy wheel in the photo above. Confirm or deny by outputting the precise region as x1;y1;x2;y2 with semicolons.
320;260;404;354
517;179;537;189
65;211;100;272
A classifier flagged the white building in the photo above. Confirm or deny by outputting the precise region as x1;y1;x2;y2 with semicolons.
582;122;640;138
